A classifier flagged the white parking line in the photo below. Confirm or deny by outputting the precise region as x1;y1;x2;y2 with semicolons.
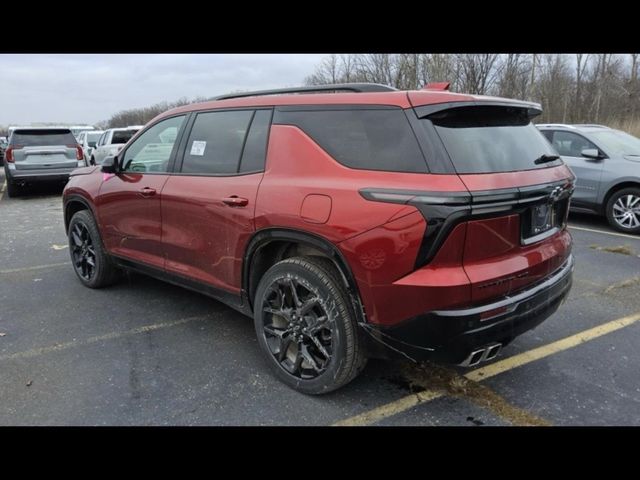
0;262;71;274
0;314;210;362
568;224;640;240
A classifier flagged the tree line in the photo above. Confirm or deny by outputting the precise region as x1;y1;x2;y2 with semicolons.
305;54;640;133
95;54;640;135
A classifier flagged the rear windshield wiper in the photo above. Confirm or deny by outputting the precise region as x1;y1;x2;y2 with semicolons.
534;154;560;165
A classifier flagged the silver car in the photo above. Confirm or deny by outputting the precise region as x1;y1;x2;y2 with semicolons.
3;128;85;197
537;124;640;234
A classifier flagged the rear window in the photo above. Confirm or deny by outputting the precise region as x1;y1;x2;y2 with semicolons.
86;132;102;143
276;108;428;173
11;129;76;147
428;106;561;174
112;130;138;144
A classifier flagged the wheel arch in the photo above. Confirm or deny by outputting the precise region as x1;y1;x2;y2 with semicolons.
601;179;640;214
243;228;365;319
63;194;98;234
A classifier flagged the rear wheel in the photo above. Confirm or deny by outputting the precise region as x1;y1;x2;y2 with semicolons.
606;187;640;234
68;210;120;288
6;180;20;198
253;256;366;394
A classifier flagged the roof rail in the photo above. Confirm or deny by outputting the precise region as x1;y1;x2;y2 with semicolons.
214;83;397;101
573;124;609;129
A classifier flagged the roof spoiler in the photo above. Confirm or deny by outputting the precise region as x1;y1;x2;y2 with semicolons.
414;100;543;119
422;82;450;91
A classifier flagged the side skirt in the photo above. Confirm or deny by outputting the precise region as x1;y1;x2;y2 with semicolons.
112;255;251;317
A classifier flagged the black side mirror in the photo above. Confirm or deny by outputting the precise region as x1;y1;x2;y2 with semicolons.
101;155;118;173
581;148;604;160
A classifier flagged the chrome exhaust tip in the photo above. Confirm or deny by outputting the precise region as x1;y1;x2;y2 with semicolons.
485;343;502;361
458;342;502;367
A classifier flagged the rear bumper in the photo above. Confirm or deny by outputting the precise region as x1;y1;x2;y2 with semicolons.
363;254;574;364
5;164;76;183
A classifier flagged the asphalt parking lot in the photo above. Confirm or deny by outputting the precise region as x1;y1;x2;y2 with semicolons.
1;172;640;426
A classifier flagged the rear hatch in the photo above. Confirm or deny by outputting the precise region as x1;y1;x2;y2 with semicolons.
11;129;79;170
410;98;575;304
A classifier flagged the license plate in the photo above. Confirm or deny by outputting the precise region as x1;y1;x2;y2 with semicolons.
531;203;554;234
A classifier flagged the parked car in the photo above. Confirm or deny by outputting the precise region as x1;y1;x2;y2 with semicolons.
0;136;8;166
90;127;141;165
77;130;104;165
63;83;575;394
4;127;85;197
537;124;640;233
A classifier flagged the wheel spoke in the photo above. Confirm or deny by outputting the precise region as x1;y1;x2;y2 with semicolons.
286;278;301;308
71;230;83;247
261;274;333;381
299;296;320;316
300;344;322;372
309;335;331;361
291;347;304;375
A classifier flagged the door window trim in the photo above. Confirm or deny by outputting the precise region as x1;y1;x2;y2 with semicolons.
172;107;273;177
117;113;191;175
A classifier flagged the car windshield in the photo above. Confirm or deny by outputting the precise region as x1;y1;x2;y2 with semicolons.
589;129;640;156
112;130;138;144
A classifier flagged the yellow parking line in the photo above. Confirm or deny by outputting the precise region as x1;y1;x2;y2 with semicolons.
0;262;71;274
465;311;640;382
569;224;640;240
0;314;210;362
0;179;5;200
333;311;640;426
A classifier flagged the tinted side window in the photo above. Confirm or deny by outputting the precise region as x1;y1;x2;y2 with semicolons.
275;109;428;173
122;115;185;173
239;109;272;173
182;110;253;175
550;131;598;157
540;130;553;142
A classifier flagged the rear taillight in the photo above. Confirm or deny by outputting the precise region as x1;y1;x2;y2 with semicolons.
68;144;84;161
4;145;22;162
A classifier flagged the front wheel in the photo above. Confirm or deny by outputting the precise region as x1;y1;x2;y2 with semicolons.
253;256;366;394
606;187;640;234
68;210;121;288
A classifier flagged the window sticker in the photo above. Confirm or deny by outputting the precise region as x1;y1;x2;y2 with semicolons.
190;140;207;156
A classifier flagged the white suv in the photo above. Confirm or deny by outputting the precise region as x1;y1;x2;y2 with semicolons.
77;130;104;165
91;126;142;165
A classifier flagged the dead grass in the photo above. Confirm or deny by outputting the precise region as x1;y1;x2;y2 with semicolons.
399;362;551;426
590;244;636;256
608;118;640;138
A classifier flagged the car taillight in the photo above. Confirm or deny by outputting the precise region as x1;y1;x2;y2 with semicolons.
4;145;21;162
75;145;84;160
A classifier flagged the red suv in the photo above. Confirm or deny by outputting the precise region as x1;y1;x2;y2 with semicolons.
62;83;575;394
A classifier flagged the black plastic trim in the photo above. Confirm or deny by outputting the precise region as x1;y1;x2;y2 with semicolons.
414;100;543;119
242;228;361;311
112;255;249;315
62;194;99;233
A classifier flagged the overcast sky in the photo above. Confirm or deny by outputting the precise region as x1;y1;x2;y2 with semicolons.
0;54;326;126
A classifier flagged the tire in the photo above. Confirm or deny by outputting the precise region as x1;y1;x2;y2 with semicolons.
605;187;640;234
6;180;20;198
68;210;121;288
253;256;367;394
90;156;96;166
